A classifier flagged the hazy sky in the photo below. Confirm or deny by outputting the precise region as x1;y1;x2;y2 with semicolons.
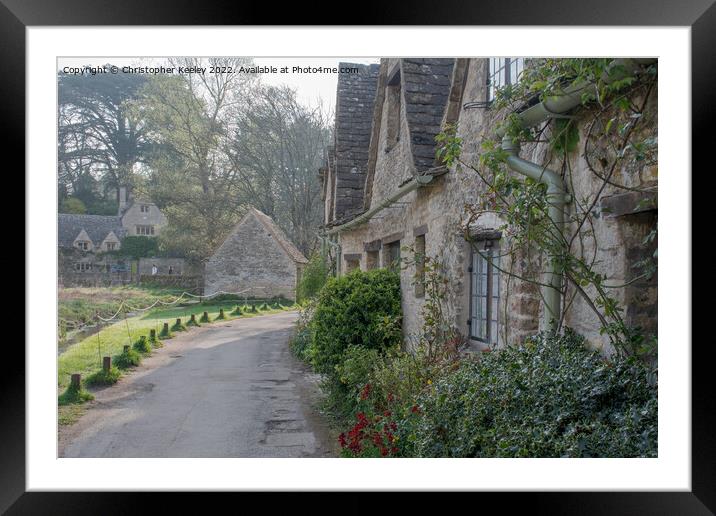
57;57;381;113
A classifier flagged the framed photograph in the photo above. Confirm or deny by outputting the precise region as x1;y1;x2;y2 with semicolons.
8;0;710;511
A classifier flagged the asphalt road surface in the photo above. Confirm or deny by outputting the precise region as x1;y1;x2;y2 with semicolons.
60;311;336;458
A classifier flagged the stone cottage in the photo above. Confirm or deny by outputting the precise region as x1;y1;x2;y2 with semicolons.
58;186;171;286
320;59;658;355
204;208;308;300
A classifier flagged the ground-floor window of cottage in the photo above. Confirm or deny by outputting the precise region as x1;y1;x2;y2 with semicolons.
469;240;500;345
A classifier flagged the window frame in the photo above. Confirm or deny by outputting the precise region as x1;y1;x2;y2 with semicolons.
487;57;525;103
468;238;501;345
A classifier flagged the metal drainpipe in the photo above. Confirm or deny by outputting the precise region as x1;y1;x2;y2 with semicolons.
496;58;656;330
501;136;566;331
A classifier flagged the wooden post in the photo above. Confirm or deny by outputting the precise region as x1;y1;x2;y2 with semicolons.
203;311;209;319
123;345;130;353
150;328;156;341
176;318;182;326
219;309;224;318
103;356;111;372
190;314;197;323
162;322;169;334
71;374;81;389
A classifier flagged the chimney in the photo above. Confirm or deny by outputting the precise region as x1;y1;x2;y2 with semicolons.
118;186;127;215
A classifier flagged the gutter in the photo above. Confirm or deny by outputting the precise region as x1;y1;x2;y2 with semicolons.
324;167;446;236
496;58;656;331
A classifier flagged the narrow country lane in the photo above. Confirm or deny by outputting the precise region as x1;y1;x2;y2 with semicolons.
59;312;336;458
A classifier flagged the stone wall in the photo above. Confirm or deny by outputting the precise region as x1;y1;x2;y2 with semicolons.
204;213;299;300
138;257;187;275
120;202;167;236
333;58;658;355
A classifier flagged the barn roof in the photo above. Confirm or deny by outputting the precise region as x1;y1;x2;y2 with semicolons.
250;208;308;264
58;213;126;248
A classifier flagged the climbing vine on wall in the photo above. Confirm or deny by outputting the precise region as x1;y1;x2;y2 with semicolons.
436;59;658;360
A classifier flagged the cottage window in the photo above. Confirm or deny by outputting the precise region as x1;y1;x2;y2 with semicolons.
105;242;117;251
140;204;150;213
469;238;501;345
76;241;90;251
366;250;379;270
385;67;401;151
74;262;93;272
488;57;524;102
383;240;401;271
414;234;426;297
136;225;155;235
343;253;361;273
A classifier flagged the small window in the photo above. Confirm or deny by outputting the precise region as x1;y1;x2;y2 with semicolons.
385;67;401;151
366;250;379;270
488;57;524;102
140;204;150;213
383;241;401;271
76;241;90;251
136;225;155;235
469;238;501;345
414;234;426;297
105;242;116;251
343;254;361;273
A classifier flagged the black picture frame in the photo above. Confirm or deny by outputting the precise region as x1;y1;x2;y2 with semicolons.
6;0;711;511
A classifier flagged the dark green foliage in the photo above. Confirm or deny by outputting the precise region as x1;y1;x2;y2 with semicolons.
413;331;658;458
186;314;201;327
114;347;142;369
86;366;121;386
259;303;270;311
297;253;329;301
132;335;152;355
310;269;402;377
58;382;94;406
199;311;210;323
171;318;186;332
231;305;243;316
117;236;159;259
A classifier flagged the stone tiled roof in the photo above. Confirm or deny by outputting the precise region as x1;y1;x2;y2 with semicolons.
401;58;455;172
58;213;126;248
250;208;309;264
333;63;380;220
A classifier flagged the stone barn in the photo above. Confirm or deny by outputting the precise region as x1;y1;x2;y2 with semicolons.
204;208;308;301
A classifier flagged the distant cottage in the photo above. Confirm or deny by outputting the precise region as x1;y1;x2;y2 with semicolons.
204;208;308;300
58;186;171;285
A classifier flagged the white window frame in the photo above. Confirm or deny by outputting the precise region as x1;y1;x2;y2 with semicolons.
469;239;501;345
488;57;525;102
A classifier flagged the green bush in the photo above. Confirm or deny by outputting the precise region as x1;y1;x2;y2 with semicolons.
310;268;402;377
259;303;270;311
132;335;152;355
159;323;173;339
86;366;121;386
117;235;159;259
297;253;330;301
58;382;94;406
413;330;658;458
250;304;258;313
114;347;142;369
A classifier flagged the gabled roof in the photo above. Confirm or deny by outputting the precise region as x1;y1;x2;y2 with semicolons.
332;62;381;220
401;58;455;172
58;213;126;248
250;208;308;264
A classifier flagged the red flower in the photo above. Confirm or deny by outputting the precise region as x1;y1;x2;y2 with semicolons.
360;383;372;400
383;410;392;417
338;433;347;448
411;405;420;414
387;392;395;403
